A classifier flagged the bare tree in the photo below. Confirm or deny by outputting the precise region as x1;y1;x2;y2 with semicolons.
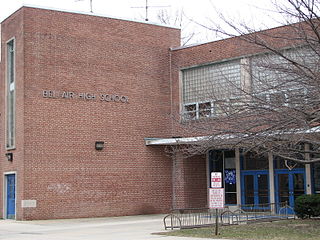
157;8;198;46
174;0;320;164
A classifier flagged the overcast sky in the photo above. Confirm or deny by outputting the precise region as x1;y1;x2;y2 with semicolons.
0;0;284;44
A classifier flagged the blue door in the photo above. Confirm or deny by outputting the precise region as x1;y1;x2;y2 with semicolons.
275;169;305;211
241;171;269;209
6;174;16;219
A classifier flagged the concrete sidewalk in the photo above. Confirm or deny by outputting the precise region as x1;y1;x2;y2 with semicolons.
0;214;218;240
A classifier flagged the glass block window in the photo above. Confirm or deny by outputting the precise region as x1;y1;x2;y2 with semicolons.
182;60;241;104
251;47;318;94
251;53;287;93
250;47;319;110
182;60;241;120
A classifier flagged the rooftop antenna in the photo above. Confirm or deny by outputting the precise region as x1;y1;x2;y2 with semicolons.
131;0;170;21
75;0;93;13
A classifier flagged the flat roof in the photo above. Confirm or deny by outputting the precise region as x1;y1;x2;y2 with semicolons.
1;4;180;30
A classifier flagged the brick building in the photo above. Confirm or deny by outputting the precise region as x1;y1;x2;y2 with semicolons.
0;5;181;220
1;5;319;220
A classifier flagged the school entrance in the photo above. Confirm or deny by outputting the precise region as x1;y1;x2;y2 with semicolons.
241;169;305;210
240;155;306;211
209;150;307;211
241;170;269;208
275;169;305;210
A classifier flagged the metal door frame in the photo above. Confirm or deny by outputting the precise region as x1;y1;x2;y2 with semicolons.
274;168;305;209
241;170;269;208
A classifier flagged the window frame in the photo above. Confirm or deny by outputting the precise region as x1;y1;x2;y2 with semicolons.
6;38;16;150
209;150;237;205
182;97;242;121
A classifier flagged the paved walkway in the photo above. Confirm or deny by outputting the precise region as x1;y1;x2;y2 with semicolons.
0;214;218;240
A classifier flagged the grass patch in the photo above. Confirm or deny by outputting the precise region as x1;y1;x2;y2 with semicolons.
157;219;320;239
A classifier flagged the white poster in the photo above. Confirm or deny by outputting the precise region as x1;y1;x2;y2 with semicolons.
209;188;224;209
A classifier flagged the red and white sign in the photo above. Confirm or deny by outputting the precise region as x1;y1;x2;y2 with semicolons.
209;188;224;209
211;172;222;188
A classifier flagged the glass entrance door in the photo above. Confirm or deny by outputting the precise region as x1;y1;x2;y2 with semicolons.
293;173;305;201
278;174;290;204
275;170;305;210
241;171;269;208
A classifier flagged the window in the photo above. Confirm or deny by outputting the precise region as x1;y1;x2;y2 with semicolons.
242;152;269;170
209;150;237;205
274;156;304;169
314;163;320;194
224;151;237;205
252;87;308;110
310;145;320;193
184;103;197;120
251;50;302;93
286;88;308;107
183;101;214;120
183;99;241;120
182;60;241;120
199;102;212;118
6;39;15;149
251;47;315;109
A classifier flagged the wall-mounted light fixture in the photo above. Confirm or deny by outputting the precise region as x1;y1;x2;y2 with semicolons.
5;153;13;161
95;141;105;151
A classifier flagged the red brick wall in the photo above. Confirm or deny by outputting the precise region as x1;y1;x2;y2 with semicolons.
1;6;181;220
0;8;26;220
171;23;300;69
172;154;207;209
183;155;208;208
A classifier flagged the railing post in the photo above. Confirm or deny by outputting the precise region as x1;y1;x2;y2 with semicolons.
215;209;219;236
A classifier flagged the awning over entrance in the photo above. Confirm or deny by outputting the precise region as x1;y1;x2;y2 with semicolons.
145;126;320;146
144;136;208;146
144;133;242;146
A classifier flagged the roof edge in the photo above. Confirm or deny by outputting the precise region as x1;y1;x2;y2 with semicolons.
2;4;180;30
